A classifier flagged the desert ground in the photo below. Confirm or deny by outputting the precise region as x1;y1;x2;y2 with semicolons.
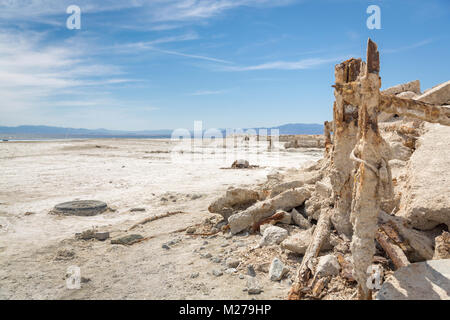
0;138;322;299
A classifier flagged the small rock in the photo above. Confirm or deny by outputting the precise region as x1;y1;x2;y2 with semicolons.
225;268;237;274
212;257;221;263
247;265;256;277
202;253;212;259
24;212;35;216
110;234;144;245
191;194;202;200
212;270;223;277
259;226;288;247
162;244;170;250
316;254;341;277
130;208;146;212
190;272;200;279
94;232;110;241
221;243;229;248
239;274;245;279
247;276;262;294
186;227;196;234
269;258;289;281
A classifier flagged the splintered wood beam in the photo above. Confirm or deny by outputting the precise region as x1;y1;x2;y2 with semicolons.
288;209;331;300
375;227;410;269
380;95;450;126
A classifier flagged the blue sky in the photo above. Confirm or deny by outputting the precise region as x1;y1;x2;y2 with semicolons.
0;0;449;130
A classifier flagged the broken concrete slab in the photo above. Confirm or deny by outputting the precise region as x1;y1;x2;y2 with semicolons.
416;80;450;105
208;188;260;220
377;259;450;300
259;226;288;246
398;124;450;230
382;80;421;96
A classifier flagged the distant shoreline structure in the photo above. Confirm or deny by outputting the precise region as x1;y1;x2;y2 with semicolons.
0;123;324;141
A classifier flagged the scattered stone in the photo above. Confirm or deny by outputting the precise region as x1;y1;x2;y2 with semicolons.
162;244;170;250
269;258;289;281
247;265;256;277
225;268;237;274
212;270;223;277
94;232;110;241
191;194;202;200
190;272;200;279
202;253;212;259
130;208;146;212
247;276;262;294
316;254;341;277
259;226;288;247
110;234;144;245
186;227;196;234
226;258;241;269
212;257;221;263
75;230;110;241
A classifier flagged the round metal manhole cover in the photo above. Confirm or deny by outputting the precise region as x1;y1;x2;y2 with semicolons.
54;200;108;216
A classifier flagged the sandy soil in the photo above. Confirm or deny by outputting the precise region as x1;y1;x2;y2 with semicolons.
0;138;322;299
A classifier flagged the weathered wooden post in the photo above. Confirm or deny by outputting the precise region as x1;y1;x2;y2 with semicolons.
348;39;383;300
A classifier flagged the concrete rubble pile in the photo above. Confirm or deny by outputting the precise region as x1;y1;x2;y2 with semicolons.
207;39;450;300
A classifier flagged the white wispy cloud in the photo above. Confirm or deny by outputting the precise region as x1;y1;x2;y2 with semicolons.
0;0;298;26
384;39;434;54
190;89;227;95
223;56;346;71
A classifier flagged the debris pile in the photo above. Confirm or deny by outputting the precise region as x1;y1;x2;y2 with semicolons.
207;39;450;300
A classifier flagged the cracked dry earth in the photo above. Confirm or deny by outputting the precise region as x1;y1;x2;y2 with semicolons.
0;139;321;299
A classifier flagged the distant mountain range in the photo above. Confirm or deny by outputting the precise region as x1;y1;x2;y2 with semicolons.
0;123;324;140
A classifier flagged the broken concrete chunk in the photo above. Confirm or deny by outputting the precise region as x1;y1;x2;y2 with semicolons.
398;124;450;230
110;234;143;245
269;258;289;281
208;188;260;220
259;226;288;247
315;178;332;198
229;187;311;234
316;254;340;277
281;227;332;255
382;80;421;96
377;259;450;300
415;80;450;105
291;208;312;229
